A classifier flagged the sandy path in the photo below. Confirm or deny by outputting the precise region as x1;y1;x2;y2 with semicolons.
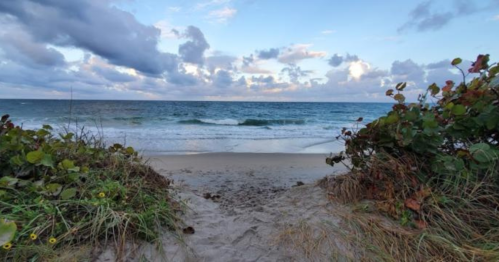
100;153;348;261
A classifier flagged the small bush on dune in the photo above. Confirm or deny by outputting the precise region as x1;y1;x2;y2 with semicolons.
0;116;181;261
324;55;499;261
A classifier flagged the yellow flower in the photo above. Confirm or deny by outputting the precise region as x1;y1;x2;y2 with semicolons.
2;242;12;250
30;233;37;240
48;237;57;244
98;192;105;198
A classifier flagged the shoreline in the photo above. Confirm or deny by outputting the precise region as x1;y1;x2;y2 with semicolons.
138;138;345;156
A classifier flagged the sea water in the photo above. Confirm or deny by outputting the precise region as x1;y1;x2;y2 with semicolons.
0;100;391;154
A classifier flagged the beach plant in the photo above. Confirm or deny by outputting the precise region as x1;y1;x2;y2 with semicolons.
0;116;181;261
323;54;499;260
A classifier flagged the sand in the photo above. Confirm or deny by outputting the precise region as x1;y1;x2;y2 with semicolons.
98;153;349;262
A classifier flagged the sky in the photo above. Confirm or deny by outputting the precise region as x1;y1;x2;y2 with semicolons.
0;0;498;102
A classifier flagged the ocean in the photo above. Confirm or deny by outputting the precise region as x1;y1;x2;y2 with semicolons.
0;100;391;154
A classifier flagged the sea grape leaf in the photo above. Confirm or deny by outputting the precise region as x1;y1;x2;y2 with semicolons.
61;159;75;169
0;177;18;187
9;155;24;166
470;143;490;153
27;151;44;164
0;219;16;246
451;58;462;66
386;113;400;124
36;129;50;137
452;105;466;115
45;183;62;196
428;83;440;96
394;94;405;103
40;154;54;167
126;147;135;155
396;82;407;91
60;188;77;200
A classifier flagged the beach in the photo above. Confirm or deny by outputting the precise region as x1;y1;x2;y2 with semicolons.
99;153;349;261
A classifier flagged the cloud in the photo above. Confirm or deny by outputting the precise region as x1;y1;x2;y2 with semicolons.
256;48;280;59
178;26;210;65
278;44;327;64
281;65;313;83
242;54;255;67
154;20;183;39
390;59;426;86
0;0;181;76
196;0;232;10
87;57;136;83
494;15;499;20
399;0;499;32
168;6;181;12
212;69;233;88
240;53;273;74
208;7;237;23
0;0;475;102
0;22;66;68
205;53;237;73
321;30;335;35
328;53;359;67
426;59;451;69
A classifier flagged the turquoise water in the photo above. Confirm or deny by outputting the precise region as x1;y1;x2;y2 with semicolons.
0;100;391;154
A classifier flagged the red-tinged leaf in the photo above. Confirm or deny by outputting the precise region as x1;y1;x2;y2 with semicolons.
414;187;432;200
469;54;489;73
442;86;452;92
415;219;428;229
344;131;352;136
404;198;420;212
356;117;363;122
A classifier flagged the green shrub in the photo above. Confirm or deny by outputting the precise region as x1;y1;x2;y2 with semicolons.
0;116;181;260
324;54;499;260
338;54;499;214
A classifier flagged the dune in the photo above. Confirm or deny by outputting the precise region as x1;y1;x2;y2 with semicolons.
98;153;349;261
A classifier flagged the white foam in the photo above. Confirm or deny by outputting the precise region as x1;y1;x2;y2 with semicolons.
199;118;239;125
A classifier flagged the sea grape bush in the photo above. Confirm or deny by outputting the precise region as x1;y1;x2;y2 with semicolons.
0;116;178;260
339;54;499;221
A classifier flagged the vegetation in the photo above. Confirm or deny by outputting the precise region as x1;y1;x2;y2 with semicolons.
324;54;499;261
0;116;180;261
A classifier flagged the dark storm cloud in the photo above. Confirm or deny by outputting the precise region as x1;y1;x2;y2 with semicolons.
327;53;359;67
0;29;66;68
178;26;210;65
0;0;178;75
256;48;280;59
398;0;499;33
